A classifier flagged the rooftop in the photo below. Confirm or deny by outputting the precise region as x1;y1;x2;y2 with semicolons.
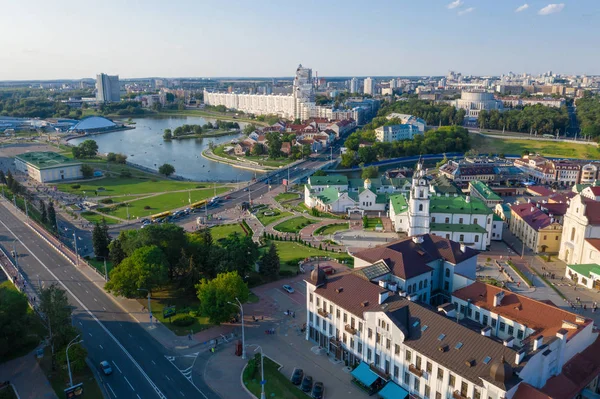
470;180;502;201
452;281;591;344
429;223;487;234
527;186;554;197
309;175;348;186
315;187;341;205
16;151;81;170
430;195;492;215
71;116;117;131
567;263;600;277
389;194;408;214
509;203;559;231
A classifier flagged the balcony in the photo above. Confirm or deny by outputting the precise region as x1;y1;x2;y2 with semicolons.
318;308;329;318
408;364;424;378
452;391;470;399
345;324;357;335
368;363;390;380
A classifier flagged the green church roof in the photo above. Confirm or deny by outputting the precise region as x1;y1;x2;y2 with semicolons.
430;195;492;215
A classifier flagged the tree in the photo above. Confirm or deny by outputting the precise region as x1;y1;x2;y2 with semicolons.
81;164;94;178
106;152;117;162
47;201;57;232
195;271;250;324
165;92;175;103
39;285;77;352
251;143;264;156
0;169;6;185
115;153;127;164
6;170;14;190
105;245;169;298
108;238;126;267
78;139;98;158
259;242;280;278
158;163;175;177
266;132;282;158
361;165;379;179
55;342;87;375
243;124;256;135
219;233;259;276
0;283;30;358
40;199;48;225
163;129;172;140
92;219;111;258
313;170;327;177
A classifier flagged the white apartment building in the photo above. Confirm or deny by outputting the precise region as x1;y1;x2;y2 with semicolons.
364;77;374;95
386;113;427;133
375;124;422;142
350;77;359;94
96;73;120;103
305;238;598;399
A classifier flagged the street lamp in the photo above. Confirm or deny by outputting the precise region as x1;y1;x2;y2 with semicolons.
96;255;109;281
227;297;246;359
138;288;152;324
248;344;266;399
66;335;84;388
12;239;18;268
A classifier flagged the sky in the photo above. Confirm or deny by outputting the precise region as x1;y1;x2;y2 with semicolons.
0;0;598;80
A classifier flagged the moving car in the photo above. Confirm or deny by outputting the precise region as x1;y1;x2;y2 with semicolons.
300;375;313;392
290;368;303;385
282;284;294;294
312;382;324;399
225;195;232;200
100;360;113;375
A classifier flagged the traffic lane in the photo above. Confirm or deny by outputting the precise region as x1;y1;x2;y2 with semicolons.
0;204;218;399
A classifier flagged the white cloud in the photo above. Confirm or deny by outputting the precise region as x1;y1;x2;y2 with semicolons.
458;7;475;15
447;0;463;9
538;3;565;15
515;4;529;12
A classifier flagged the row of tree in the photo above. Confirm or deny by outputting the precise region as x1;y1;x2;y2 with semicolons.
377;98;466;126
341;126;471;167
71;139;98;159
575;93;600;140
0;88;80;118
477;105;570;134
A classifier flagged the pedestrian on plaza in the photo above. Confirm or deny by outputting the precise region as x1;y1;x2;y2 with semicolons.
584;304;587;311
188;333;192;341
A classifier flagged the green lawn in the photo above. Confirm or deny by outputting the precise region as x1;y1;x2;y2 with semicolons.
274;192;300;203
210;224;247;241
270;241;353;271
273;216;314;233
243;356;306;399
315;223;349;236
39;346;104;399
213;144;294;167
55;177;213;196
87;258;114;276
364;217;382;229
256;208;292;226
471;133;600;160
100;187;229;219
80;211;120;225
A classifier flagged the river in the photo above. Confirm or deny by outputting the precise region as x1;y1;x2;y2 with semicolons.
69;116;259;182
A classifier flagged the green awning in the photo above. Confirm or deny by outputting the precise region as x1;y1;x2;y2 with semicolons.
351;362;379;387
378;382;409;399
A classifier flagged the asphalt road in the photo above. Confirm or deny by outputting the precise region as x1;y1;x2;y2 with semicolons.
0;200;219;399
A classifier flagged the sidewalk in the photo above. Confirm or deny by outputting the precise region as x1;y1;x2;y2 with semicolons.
0;350;58;399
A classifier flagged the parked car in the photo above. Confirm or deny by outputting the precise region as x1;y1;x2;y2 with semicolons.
321;265;335;275
225;195;232;200
140;218;150;224
312;382;324;399
290;368;303;385
300;376;313;392
243;188;249;192
100;360;113;375
282;284;294;294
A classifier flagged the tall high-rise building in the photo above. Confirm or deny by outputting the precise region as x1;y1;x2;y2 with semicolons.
389;79;397;89
293;64;314;103
96;74;120;103
350;77;359;94
363;77;374;95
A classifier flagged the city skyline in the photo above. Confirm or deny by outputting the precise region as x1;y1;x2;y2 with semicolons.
1;0;599;80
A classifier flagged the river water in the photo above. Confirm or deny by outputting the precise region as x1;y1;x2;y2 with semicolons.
69;116;259;181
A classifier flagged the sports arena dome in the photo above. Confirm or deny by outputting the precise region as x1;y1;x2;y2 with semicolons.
71;116;117;133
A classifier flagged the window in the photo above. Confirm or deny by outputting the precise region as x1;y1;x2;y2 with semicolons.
413;284;417;293
358;342;363;354
375;353;380;366
394;365;399;379
368;328;372;339
436;393;441;399
425;385;431;398
386;339;391;350
446;234;450;239
517;329;524;340
309;293;313;303
459;217;463;224
323;300;327;310
343;313;347;323
376;333;380;344
385;360;390;374
309;311;314;324
474;218;478;224
571;227;576;241
445;268;450;278
499;322;506;332
544;235;547;240
475;235;479;243
426;361;432;373
350;337;354;349
424;280;428;288
329;304;332;314
343;333;347;344
322;318;327;329
449;374;455;387
414;378;420;392
461;381;468;396
316;297;320;307
482;315;489;325
437;368;444;380
367;348;372;361
404;372;410;385
475;311;480;321
491;318;497;328
474;388;481;399
444;281;449;291
467;307;473;317
508;325;514;335
358;322;363;332
460;305;466;314
556;236;559;240
351;317;355;329
419;281;423;290
432;217;436;223
459;234;464;242
407;284;412;294
416;355;422;369
419;204;423;211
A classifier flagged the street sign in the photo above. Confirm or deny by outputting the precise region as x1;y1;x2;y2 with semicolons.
163;306;176;318
64;382;84;398
260;380;267;385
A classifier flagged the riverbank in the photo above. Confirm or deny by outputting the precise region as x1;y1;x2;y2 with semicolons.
201;148;275;172
155;108;268;126
168;129;240;140
63;125;135;141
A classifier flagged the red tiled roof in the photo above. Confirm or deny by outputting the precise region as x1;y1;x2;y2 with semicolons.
512;383;552;399
527;186;554;196
585;238;600;252
452;281;591;343
590;187;600;195
541;335;600;399
354;234;477;280
583;197;600;224
510;203;557;231
537;201;568;216
548;192;575;203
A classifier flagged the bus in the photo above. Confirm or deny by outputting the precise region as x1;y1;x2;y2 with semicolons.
191;199;207;209
151;211;171;221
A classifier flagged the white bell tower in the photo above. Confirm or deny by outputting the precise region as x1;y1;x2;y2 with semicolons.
408;162;430;236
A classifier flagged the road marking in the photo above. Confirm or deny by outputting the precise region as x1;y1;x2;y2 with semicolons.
165;375;171;381
99;344;103;349
107;383;117;398
85;290;89;294
151;360;156;365
124;376;135;391
139;346;144;351
180;391;185;396
78;321;82;326
94;298;98;302
137;395;141;399
71;276;74;279
129;334;133;338
103;307;107;311
88;333;93;337
112;361;122;374
77;282;81;286
0;217;167;399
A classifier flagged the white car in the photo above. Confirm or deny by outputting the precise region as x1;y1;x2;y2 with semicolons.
282;284;294;294
100;360;113;375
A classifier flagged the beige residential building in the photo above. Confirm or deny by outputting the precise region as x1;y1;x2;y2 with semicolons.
509;203;562;253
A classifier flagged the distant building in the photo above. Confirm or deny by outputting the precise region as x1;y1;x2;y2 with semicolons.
96;73;120;103
15;152;82;183
385;113;426;133
363;77;374;95
469;180;503;208
350;77;359;94
375;124;422;142
453;90;503;119
509;202;562;253
70;116;118;134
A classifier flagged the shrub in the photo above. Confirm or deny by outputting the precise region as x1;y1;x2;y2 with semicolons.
144;205;151;210
100;198;113;204
172;315;195;327
120;171;132;178
71;184;81;189
189;310;199;317
196;185;205;188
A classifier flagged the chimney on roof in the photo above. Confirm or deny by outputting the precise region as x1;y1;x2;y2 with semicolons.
493;291;505;307
551;217;555;223
460;243;467;253
378;291;389;305
531;207;535;213
533;335;543;351
504;337;514;348
481;326;492;337
515;349;526;365
336;287;343;293
361;301;369;307
527;198;531;203
378;280;387;289
466;195;471;203
412;235;424;244
537;203;541;208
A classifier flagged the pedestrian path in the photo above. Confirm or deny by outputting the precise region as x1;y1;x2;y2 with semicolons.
0;350;58;399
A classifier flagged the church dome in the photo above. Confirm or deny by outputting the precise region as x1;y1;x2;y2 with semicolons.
310;266;326;287
490;356;513;384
